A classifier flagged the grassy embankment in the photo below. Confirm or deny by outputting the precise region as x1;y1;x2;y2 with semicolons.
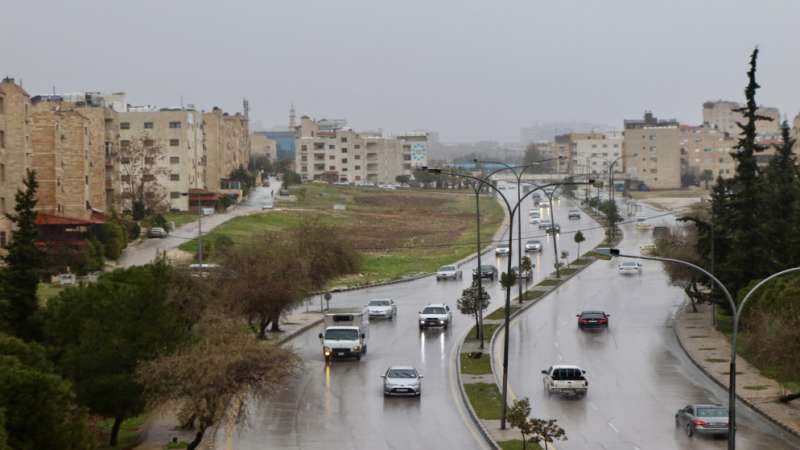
164;211;199;229
179;184;504;285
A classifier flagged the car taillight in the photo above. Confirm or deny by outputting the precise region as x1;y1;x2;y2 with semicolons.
579;319;588;324
599;319;608;324
692;419;706;427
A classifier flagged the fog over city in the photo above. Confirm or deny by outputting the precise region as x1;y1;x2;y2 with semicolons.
3;0;800;141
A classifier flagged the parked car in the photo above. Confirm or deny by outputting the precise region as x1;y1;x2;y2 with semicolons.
261;203;274;210
367;299;397;319
538;219;552;230
545;224;561;234
525;240;543;252
618;261;642;275
541;365;588;397
418;304;452;329
640;243;657;255
473;265;498;281
675;404;729;438
382;366;423;397
436;264;463;281
530;216;542;225
568;209;581;220
635;215;652;230
577;311;610;330
147;227;168;238
511;266;532;281
495;244;511;255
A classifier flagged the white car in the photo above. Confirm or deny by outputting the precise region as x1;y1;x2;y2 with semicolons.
261;203;274;210
418;304;452;329
635;216;652;230
495;244;510;255
538;219;552;230
618;261;642;275
541;365;588;397
367;299;397;319
382;366;423;397
436;264;463;281
530;217;541;225
525;240;543;252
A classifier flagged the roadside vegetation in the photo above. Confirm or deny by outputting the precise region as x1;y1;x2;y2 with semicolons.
181;183;505;285
652;49;800;399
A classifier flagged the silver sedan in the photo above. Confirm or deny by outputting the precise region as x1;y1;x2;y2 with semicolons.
382;366;423;397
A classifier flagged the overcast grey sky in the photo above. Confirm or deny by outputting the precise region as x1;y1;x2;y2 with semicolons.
3;0;799;142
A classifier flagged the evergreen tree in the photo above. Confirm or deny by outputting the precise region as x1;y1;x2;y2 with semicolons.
0;170;44;340
709;48;773;303
759;121;799;271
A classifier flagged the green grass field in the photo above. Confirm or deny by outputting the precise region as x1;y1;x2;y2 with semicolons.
164;211;199;229
463;383;503;420
460;353;492;375
498;439;544;450
94;415;146;450
181;184;505;286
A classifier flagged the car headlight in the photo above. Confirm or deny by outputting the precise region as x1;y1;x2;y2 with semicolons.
323;346;331;352
352;345;361;352
419;320;425;324
439;320;445;324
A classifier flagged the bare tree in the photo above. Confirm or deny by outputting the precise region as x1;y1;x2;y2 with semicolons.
137;316;301;450
117;135;169;219
653;220;707;312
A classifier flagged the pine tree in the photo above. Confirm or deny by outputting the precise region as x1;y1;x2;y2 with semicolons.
1;170;45;340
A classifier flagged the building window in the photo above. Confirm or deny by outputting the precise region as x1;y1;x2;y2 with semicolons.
169;121;182;129
329;155;335;160
300;144;307;151
0;197;4;213
355;175;361;180
341;137;348;143
0;96;4;113
342;158;348;163
301;156;308;162
121;175;131;182
120;139;130;149
170;139;180;147
0;231;6;248
301;166;307;172
355;165;361;170
144;122;154;129
145;157;155;165
0;130;4;148
85;176;89;185
144;139;154;148
328;145;335;150
341;148;348;153
354;155;361;160
170;174;180;181
170;191;181;199
329;166;335;171
120;122;130;129
354;145;361;149
143;174;155;181
314;143;324;150
170;156;180;164
0;164;4;183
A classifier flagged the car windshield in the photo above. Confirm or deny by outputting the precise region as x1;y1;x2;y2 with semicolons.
581;313;605;319
696;407;727;417
422;307;446;315
498;245;509;250
621;262;638;267
552;368;585;380
439;266;455;271
527;241;539;245
387;369;417;378
369;300;390;306
324;329;358;340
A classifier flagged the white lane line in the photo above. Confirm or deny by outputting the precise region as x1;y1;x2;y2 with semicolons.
557;354;563;361
589;402;598;411
554;342;559;348
608;422;620;433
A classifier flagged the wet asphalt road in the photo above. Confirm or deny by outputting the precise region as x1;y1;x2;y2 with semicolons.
229;184;606;450
499;203;800;450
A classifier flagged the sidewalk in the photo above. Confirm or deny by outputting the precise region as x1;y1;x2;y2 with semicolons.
133;310;323;450
674;302;800;437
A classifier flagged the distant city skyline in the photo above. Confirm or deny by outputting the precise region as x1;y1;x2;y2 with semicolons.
4;0;800;142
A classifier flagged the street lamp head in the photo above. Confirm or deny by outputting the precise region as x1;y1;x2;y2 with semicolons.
593;247;620;257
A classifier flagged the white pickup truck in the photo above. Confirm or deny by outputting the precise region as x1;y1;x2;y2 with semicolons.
318;308;369;362
541;365;588;397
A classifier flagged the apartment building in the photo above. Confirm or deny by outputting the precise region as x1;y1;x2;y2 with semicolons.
681;126;737;184
295;116;411;184
394;131;429;169
623;112;682;189
702;100;781;136
570;132;623;177
203;108;250;192
250;133;277;162
117;108;204;211
0;78;33;250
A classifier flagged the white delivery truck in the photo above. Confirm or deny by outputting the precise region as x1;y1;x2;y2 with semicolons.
318;307;369;361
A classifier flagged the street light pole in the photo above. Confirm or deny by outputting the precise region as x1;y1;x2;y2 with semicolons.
471;180;486;349
600;249;800;450
425;167;591;430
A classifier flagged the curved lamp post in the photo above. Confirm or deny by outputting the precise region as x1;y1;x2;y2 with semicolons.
425;166;592;429
598;248;800;450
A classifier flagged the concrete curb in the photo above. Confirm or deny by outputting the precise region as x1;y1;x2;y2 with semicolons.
456;332;503;450
277;316;325;345
672;305;800;440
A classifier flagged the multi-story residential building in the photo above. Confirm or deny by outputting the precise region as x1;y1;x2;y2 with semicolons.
570;132;623;177
250;133;277;162
681;126;738;184
0;78;33;250
117;108;204;211
623;112;682;189
702;100;781;136
203;108;250;192
295;116;411;184
394;131;429;170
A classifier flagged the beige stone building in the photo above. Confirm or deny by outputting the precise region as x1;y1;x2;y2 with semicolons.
702;100;781;136
0;78;33;250
203;108;251;192
570;132;623;177
250;132;277;162
622;112;682;189
295;116;411;184
117;108;204;211
680;126;737;185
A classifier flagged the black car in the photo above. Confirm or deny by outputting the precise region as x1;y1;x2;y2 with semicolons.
568;209;581;220
577;310;610;330
472;265;498;281
545;224;561;234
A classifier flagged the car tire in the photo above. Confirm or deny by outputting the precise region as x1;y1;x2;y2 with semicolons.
362;345;367;355
419;325;424;331
675;416;680;428
686;424;693;437
356;354;361;361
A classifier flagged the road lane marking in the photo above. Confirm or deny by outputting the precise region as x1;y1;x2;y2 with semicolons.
554;342;559;348
557;354;563;361
589;402;598;411
608;422;619;433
